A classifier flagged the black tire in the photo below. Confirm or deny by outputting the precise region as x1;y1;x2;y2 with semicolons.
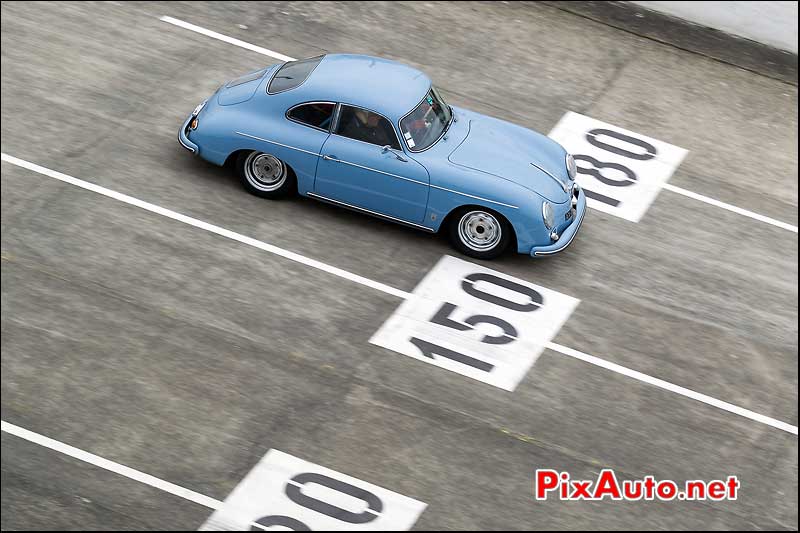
447;207;512;260
236;150;296;198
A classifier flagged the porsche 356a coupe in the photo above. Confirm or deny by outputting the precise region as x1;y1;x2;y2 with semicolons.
179;54;585;259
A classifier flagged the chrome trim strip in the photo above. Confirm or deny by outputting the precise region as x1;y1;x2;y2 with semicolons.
331;102;342;133
429;184;518;209
234;131;320;156
323;155;428;187
529;161;568;193
307;192;436;232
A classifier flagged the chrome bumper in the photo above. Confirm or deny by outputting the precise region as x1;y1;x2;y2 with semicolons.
178;114;199;153
530;186;587;257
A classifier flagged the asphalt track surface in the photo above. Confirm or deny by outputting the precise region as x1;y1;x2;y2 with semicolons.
1;1;797;530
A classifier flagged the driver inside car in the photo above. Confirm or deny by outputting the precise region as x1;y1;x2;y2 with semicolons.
339;107;395;147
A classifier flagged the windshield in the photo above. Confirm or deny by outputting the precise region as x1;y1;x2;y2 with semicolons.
399;87;452;151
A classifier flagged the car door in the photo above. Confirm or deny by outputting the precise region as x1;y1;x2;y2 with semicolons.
314;104;430;224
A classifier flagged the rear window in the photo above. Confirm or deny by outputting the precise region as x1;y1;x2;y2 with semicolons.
268;56;324;94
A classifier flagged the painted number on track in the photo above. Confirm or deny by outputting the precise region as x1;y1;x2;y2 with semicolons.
549;111;688;222
370;255;579;391
200;450;426;531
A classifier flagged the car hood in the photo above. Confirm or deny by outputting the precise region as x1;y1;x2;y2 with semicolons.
448;118;570;203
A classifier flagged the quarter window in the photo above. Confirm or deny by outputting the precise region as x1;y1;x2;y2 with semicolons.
335;105;401;149
287;102;335;130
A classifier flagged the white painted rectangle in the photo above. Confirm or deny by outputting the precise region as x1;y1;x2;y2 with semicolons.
370;255;579;391
200;450;426;531
549;111;688;222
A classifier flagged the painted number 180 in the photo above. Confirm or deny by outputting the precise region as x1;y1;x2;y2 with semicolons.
575;128;657;207
549;111;688;222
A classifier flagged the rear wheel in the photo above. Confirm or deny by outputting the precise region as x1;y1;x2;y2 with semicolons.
237;151;295;198
448;208;511;259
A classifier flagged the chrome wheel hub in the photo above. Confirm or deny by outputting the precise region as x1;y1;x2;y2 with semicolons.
245;152;286;191
458;211;502;251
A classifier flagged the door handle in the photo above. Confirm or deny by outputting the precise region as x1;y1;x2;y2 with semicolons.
322;154;337;161
381;145;408;162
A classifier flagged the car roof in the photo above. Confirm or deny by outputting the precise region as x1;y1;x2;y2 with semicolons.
286;54;431;121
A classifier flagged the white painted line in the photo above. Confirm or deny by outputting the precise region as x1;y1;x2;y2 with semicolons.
159;16;295;62
160;16;799;234
663;183;798;233
0;420;223;509
2;153;796;436
1;421;317;531
0;153;410;300
545;343;798;436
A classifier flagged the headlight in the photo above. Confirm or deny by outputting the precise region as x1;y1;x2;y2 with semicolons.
542;201;555;229
566;153;577;181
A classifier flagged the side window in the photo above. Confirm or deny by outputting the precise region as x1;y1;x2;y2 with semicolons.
287;103;335;131
335;105;401;150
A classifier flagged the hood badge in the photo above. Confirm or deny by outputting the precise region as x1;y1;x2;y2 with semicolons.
530;162;569;193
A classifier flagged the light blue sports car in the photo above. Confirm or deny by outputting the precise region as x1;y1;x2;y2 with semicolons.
179;54;586;259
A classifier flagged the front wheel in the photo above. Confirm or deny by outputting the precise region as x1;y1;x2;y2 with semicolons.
237;151;296;198
448;208;511;259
